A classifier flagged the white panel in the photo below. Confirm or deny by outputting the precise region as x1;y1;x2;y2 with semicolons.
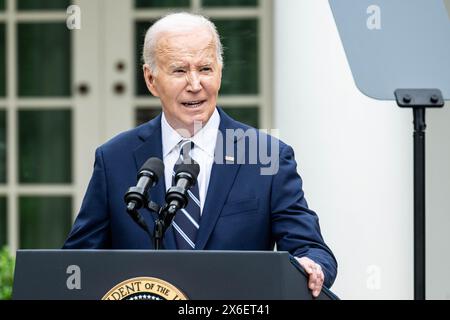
274;0;417;299
73;0;103;217
6;0;18;254
103;0;133;139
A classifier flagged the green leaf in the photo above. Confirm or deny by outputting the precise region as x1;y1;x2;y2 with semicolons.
0;246;15;300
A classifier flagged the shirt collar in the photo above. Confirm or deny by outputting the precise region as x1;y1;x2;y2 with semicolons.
161;108;220;158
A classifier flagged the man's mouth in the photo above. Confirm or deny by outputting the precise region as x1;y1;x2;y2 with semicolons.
181;100;206;108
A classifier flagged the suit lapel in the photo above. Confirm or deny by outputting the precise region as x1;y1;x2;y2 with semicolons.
195;109;242;250
133;115;177;250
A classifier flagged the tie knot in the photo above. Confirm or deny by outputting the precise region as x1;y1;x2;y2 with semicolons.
177;140;195;164
179;140;194;156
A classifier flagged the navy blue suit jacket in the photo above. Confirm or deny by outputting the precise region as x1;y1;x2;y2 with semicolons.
63;108;337;287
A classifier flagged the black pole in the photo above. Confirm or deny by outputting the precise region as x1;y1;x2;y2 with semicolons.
395;89;444;301
413;108;426;300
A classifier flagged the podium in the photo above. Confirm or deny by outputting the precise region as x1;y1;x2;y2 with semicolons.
13;250;338;300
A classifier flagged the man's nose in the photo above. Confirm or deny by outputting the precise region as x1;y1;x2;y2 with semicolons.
186;72;202;92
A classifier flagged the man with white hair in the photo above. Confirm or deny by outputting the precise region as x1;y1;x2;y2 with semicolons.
64;12;337;298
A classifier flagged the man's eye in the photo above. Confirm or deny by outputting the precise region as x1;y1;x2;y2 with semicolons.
201;67;212;72
174;69;185;74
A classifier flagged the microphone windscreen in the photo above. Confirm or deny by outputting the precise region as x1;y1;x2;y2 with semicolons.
140;157;164;179
175;161;200;180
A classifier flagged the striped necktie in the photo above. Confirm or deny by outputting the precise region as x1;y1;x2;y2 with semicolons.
172;140;201;249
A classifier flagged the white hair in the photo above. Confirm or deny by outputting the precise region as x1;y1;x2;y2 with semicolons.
142;12;224;73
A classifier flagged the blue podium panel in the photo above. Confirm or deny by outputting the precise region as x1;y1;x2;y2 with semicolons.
12;250;338;300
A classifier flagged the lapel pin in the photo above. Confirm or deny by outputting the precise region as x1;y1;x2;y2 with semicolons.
225;156;235;162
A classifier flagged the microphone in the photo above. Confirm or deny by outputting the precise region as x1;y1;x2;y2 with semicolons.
153;161;200;249
164;161;200;217
124;157;164;230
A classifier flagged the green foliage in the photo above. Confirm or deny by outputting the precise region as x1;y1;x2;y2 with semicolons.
0;246;15;300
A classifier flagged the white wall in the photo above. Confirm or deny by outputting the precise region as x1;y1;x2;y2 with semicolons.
427;97;450;300
275;0;450;299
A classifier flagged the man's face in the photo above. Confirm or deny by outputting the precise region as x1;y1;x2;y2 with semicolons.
143;28;222;136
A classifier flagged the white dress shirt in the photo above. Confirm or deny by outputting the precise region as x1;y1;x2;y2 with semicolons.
161;108;220;213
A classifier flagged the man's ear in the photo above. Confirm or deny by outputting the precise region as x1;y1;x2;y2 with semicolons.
143;64;159;97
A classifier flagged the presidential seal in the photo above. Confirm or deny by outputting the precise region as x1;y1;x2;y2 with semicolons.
102;277;188;300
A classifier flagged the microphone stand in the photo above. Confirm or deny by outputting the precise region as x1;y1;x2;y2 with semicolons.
153;182;191;249
153;219;164;250
126;198;166;249
143;164;198;250
153;204;178;250
132;192;185;250
126;205;153;244
142;201;170;250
